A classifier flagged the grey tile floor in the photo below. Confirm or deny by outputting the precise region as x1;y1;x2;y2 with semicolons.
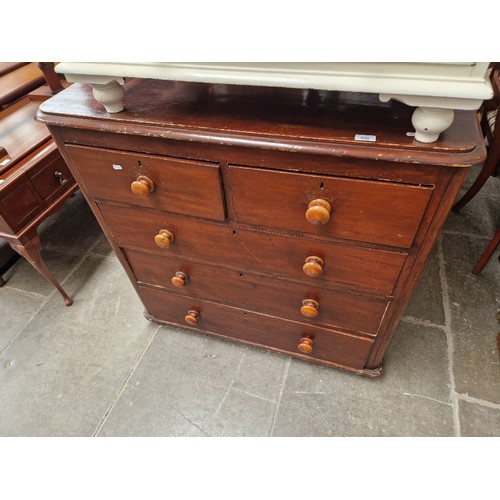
0;166;498;436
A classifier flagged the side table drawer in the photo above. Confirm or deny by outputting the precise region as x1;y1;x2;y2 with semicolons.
140;286;375;371
65;144;226;221
125;249;389;335
0;179;41;232
29;151;75;204
227;165;433;248
99;203;406;295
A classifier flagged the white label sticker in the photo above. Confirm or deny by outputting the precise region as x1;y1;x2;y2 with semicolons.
0;159;11;166
112;164;123;170
406;132;416;137
354;134;376;142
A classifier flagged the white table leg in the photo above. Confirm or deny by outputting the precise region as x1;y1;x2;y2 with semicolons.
91;80;125;113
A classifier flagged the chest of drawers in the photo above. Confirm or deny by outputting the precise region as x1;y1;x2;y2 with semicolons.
38;80;485;376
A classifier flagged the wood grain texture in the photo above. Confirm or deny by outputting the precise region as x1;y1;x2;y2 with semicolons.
125;248;389;335
0;143;76;237
99;202;406;296
0;97;51;166
64;144;225;221
0;63;77;306
228;165;433;248
38;80;484;161
0;62;44;106
38;79;485;373
140;285;375;372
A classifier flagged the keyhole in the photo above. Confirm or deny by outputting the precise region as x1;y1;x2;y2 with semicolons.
137;161;143;168
320;182;324;190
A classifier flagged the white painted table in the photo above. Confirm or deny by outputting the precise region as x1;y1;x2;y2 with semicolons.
56;62;493;143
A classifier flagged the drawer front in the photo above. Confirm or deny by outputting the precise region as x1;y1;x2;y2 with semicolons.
0;178;41;231
29;153;75;204
64;144;225;221
227;165;433;248
125;249;389;336
99;203;406;295
139;286;375;370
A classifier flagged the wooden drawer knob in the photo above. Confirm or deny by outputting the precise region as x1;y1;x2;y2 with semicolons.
185;310;200;325
131;175;155;197
305;199;331;225
172;271;189;287
154;229;175;248
298;335;314;354
303;256;324;277
301;299;320;318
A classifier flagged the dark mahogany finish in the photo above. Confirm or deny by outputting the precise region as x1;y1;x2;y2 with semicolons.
1;63;76;305
0;142;77;306
124;248;388;335
98;202;406;296
37;79;485;375
228;165;433;248
64;144;225;221
140;285;375;371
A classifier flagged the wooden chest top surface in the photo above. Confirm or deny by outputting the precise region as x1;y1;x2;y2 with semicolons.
38;79;485;165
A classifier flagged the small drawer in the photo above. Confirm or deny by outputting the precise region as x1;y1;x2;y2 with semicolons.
227;165;433;248
139;286;375;371
99;203;406;296
125;249;389;336
0;179;41;231
64;144;225;221
29;152;75;204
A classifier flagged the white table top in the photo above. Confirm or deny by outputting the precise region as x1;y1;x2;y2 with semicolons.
55;62;493;142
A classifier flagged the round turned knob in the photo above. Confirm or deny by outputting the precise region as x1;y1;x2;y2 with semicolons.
154;229;175;248
303;256;324;277
185;310;200;325
172;271;189;287
131;175;155;197
298;335;314;354
301;299;320;318
305;199;331;225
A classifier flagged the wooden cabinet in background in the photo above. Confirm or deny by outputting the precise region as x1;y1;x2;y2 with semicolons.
0;63;75;303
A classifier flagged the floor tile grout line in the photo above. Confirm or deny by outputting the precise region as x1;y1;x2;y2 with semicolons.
456;393;500;410
92;325;161;437
401;315;446;331
441;229;494;240
211;380;234;420
88;253;118;263
0;285;46;300
89;253;120;263
268;357;291;437
231;386;276;404
0;238;104;357
57;238;106;287
0;290;55;356
438;235;461;436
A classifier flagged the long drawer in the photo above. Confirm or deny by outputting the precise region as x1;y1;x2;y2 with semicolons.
125;249;389;336
64;144;226;221
139;286;375;371
227;165;433;248
99;203;406;296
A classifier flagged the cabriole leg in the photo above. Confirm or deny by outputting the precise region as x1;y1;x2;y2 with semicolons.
10;235;73;306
